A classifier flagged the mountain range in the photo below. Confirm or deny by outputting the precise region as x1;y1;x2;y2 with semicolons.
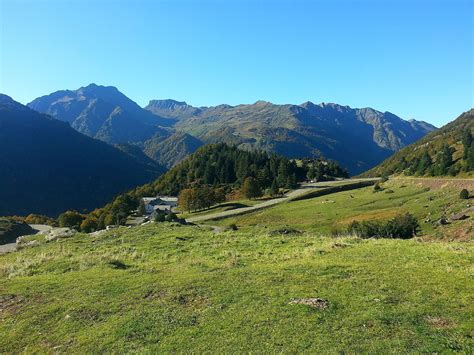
0;95;165;216
28;84;436;174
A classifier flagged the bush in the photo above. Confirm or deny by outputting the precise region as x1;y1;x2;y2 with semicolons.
460;189;469;199
165;212;178;222
348;213;419;239
154;212;166;222
373;183;383;192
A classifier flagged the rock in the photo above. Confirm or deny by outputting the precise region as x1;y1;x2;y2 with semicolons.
270;228;303;236
289;298;329;309
436;218;449;226
44;228;75;242
21;240;39;248
450;213;469;221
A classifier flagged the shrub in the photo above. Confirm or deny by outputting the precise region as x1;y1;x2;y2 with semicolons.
373;183;383;192
154;212;166;222
165;212;178;222
348;213;419;239
460;189;469;199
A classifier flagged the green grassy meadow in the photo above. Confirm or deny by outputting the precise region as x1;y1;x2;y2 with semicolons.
207;180;473;239
1;223;473;353
1;179;473;352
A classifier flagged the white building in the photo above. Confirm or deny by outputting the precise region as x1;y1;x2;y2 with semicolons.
142;196;178;214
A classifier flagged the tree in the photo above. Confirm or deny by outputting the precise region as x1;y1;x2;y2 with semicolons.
58;210;85;229
241;177;262;199
80;217;98;233
416;152;432;175
462;131;473;159
137;199;146;216
436;145;453;175
467;144;474;171
270;179;279;197
178;188;196;213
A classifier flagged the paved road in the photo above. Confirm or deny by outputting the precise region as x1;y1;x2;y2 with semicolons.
0;224;53;255
186;178;378;223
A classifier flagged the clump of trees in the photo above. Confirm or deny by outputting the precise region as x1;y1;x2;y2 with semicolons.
178;186;226;213
7;214;58;227
305;159;349;181
348;213;420;239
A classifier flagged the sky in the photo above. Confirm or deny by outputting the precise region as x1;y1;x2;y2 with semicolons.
0;0;472;127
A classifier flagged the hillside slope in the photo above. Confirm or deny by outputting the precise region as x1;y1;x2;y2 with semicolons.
143;132;204;168
0;95;165;216
362;109;474;177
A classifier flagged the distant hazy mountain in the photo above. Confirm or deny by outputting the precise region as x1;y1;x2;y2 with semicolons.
28;84;436;174
0;94;165;216
146;99;437;174
143;132;204;168
28;84;173;144
362;109;474;177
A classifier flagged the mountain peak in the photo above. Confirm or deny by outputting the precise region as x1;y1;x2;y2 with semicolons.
147;99;189;109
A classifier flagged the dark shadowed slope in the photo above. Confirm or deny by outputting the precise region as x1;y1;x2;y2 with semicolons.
0;95;165;216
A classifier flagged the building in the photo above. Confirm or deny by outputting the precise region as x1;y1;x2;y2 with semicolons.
142;196;178;215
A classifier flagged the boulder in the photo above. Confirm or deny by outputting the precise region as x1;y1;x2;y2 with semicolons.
44;228;76;242
450;213;469;221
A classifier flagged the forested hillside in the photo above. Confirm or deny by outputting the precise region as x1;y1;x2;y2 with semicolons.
363;109;474;177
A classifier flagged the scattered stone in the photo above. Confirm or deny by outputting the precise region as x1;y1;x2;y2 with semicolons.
270;228;303;236
18;240;39;248
45;228;76;242
289;298;329;309
450;213;469;221
332;242;349;248
436;218;449;226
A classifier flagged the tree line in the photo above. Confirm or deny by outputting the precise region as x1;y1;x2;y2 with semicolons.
401;131;474;177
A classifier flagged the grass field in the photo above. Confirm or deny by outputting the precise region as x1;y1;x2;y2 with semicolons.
1;178;473;352
207;179;474;240
1;223;473;353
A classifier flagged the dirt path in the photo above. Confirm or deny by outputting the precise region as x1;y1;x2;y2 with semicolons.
186;178;379;223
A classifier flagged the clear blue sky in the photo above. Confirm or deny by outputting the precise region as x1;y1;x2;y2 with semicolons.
0;0;472;126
